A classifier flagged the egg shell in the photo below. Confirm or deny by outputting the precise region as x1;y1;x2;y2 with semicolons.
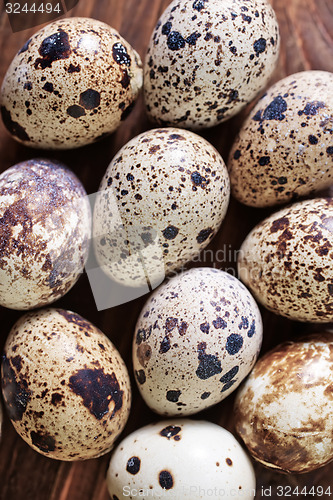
228;71;333;207
0;17;143;149
0;158;91;310
132;267;262;416
93;128;230;287
1;308;131;461
234;333;333;473
238;198;333;322
144;0;280;129
107;419;256;499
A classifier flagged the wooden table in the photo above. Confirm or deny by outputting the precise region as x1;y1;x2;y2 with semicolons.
0;0;332;499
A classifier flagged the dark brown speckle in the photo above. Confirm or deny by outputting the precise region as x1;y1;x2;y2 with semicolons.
30;430;56;453
68;368;123;420
159;470;174;489
34;29;71;70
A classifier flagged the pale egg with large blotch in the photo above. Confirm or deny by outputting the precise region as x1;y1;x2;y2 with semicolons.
107;419;256;499
1;308;131;460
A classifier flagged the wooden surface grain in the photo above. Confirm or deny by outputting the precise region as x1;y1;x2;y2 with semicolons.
0;1;332;499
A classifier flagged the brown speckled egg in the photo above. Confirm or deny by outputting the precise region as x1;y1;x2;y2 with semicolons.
107;419;256;499
234;333;333;473
238;198;333;322
1;308;131;460
0;17;142;149
132;267;262;416
229;71;333;207
0;159;91;310
144;0;280;129
93;128;230;287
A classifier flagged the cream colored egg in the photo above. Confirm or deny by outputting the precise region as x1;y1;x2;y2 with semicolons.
234;333;333;473
107;419;256;500
238;198;333;322
229;71;333;207
93;128;230;288
1;308;131;460
144;0;280;129
0;158;91;310
0;17;142;149
132;267;262;416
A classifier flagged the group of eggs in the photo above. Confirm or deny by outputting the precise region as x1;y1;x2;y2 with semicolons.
0;0;332;498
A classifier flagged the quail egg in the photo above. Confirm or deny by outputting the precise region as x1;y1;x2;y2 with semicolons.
234;333;333;473
229;71;333;207
107;419;256;499
132;267;262;416
1;308;131;460
144;0;280;129
0;17;143;149
238;197;333;322
93;128;230;288
0;158;91;310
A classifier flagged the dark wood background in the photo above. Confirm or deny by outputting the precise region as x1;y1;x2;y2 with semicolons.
0;0;332;499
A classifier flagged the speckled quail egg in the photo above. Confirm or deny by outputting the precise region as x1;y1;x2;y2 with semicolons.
132;267;262;416
229;71;333;207
93;128;230;288
238;197;333;322
144;0;280;129
234;333;333;473
0;158;91;310
0;17;142;149
1;308;131;460
107;419;256;499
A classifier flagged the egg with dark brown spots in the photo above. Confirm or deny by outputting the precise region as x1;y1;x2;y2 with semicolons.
132;267;262;416
0;17;142;149
238;198;333;322
93;128;230;287
1;308;131;460
234;333;333;473
144;0;279;129
107;419;256;499
229;71;333;207
0;158;91;310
